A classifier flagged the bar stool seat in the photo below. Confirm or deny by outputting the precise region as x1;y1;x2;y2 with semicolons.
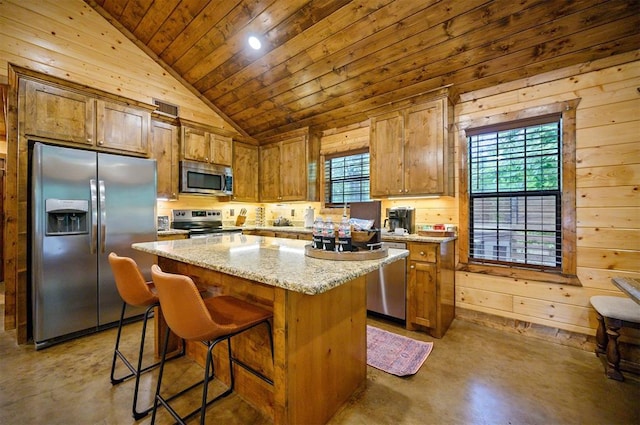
590;295;640;381
108;252;184;419
150;264;274;425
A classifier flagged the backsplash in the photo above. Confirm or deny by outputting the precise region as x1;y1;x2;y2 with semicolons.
157;196;459;231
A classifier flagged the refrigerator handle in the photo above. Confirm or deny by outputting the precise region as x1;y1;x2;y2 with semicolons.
90;179;98;254
99;180;107;253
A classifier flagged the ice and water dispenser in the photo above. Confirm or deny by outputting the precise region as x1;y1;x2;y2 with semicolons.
45;199;89;235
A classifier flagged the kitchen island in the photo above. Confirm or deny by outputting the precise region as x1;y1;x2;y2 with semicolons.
133;234;408;425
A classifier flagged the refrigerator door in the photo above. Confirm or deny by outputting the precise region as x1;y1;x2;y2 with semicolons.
32;143;98;344
97;152;157;325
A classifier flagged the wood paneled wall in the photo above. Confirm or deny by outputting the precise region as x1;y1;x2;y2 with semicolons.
0;0;227;127
455;52;640;336
0;0;233;338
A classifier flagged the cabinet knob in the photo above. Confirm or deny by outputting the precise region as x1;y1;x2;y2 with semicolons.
420;251;425;256
87;138;92;142
98;140;104;145
398;189;403;193
410;265;415;269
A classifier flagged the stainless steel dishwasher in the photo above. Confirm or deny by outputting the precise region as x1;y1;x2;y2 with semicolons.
366;241;406;321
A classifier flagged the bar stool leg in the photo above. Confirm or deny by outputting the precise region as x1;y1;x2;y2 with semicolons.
594;311;608;356
604;318;624;381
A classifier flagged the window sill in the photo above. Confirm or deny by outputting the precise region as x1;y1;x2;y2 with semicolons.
457;263;582;286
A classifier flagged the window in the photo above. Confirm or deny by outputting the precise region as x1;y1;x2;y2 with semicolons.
324;151;370;206
468;118;562;269
459;99;580;285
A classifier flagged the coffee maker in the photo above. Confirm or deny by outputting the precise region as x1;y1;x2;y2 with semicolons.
385;207;416;234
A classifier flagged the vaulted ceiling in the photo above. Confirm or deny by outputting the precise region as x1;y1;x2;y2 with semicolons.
86;0;639;140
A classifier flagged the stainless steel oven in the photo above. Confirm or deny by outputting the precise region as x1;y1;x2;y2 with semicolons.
180;160;232;196
171;209;242;237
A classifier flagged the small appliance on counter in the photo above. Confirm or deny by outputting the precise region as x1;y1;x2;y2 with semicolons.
157;215;170;231
384;206;416;234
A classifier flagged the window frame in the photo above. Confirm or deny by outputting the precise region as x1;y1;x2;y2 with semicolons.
322;148;370;207
459;99;581;285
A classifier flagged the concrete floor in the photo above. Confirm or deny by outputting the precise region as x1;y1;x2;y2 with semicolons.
0;298;638;425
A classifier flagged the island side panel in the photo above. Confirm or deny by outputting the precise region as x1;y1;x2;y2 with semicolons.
278;275;367;425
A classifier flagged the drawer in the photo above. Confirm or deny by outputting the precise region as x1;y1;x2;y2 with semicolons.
408;243;437;263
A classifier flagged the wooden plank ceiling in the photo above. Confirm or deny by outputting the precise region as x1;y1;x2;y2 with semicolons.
86;0;639;140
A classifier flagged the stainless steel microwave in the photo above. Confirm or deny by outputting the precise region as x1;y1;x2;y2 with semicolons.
180;160;233;196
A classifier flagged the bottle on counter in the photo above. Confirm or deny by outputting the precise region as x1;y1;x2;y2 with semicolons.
322;217;335;251
312;217;324;249
337;216;352;252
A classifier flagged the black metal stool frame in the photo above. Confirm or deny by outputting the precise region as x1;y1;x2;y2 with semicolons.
150;319;274;425
110;301;185;419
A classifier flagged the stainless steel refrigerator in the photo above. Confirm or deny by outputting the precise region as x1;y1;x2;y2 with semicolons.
31;142;157;349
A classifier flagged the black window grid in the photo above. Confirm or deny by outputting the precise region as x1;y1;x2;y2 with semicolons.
468;121;562;270
324;152;370;206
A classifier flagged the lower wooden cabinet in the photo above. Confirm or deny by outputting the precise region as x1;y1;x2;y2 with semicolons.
406;240;456;338
157;232;189;241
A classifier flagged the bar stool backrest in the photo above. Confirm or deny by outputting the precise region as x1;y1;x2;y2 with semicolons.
151;265;220;341
108;252;157;307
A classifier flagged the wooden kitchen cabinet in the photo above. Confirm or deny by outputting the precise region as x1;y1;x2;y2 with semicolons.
406;240;456;338
259;128;319;202
150;116;180;200
370;96;453;197
23;79;152;156
233;142;259;202
96;100;150;155
23;80;95;145
181;121;233;166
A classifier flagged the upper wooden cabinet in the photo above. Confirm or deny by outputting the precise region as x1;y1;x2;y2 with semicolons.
370;96;453;197
181;121;233;166
259;128;319;202
96;100;150;155
232;142;259;202
23;79;152;155
24;80;95;145
150;116;180;200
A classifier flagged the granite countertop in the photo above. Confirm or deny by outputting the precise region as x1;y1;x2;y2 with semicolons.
241;225;457;243
133;234;408;295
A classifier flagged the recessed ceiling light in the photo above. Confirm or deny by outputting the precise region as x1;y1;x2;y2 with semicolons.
248;36;262;50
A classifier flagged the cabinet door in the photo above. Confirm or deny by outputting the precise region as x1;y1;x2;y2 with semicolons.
259;144;280;202
151;120;179;200
370;111;404;197
182;126;209;162
404;99;444;194
233;143;259;202
280;136;307;201
210;133;232;166
96;100;149;154
24;80;94;145
408;260;438;329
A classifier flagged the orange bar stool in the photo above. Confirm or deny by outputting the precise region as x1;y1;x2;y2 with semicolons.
108;252;184;419
150;265;274;425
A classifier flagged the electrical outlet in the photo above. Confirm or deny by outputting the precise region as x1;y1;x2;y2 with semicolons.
230;209;235;216
291;209;295;216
